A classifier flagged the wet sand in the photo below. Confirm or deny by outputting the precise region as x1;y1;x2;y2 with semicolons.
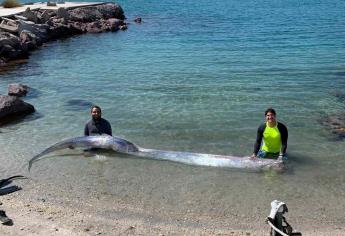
0;179;344;236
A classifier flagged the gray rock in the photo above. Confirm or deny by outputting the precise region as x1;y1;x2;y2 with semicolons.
8;83;30;97
22;8;39;24
69;7;103;23
107;18;122;31
0;95;35;121
0;32;21;48
96;3;125;20
319;114;345;139
0;32;28;60
57;7;70;22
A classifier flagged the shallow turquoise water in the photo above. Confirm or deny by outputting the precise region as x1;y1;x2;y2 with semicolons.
1;0;345;225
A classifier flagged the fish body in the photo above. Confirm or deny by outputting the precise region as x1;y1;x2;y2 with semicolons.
28;135;138;171
29;135;284;171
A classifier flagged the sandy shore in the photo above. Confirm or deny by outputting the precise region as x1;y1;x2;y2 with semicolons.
0;178;343;236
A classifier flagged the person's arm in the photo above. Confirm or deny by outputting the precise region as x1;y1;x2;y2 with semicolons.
252;123;265;157
107;122;112;136
103;119;112;136
84;123;89;136
278;122;288;155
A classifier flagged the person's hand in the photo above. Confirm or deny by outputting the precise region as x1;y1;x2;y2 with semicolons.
278;154;284;160
250;153;257;159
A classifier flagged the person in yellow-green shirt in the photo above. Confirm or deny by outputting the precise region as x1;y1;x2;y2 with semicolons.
251;108;288;159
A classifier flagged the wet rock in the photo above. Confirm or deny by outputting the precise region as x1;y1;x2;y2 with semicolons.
106;18;122;31
0;95;35;123
119;23;127;30
134;17;142;23
65;99;94;111
8;83;30;97
335;91;345;103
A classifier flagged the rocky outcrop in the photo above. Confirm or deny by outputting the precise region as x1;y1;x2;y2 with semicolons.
0;31;29;61
0;3;127;65
0;95;35;123
8;83;30;97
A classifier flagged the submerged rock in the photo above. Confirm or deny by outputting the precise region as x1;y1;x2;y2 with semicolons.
319;114;345;140
65;99;94;111
335;91;345;103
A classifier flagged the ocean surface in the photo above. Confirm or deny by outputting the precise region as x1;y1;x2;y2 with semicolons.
1;0;345;225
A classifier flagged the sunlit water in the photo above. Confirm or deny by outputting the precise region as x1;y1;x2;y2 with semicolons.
1;0;345;224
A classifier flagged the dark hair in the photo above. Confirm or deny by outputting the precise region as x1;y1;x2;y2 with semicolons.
91;105;101;113
265;107;276;116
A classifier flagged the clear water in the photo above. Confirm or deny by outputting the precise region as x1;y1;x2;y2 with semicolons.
1;0;345;227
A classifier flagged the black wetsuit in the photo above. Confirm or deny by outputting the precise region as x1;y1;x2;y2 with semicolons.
84;118;112;136
253;122;288;156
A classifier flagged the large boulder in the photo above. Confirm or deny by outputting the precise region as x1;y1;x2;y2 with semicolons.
69;6;103;22
0;95;35;122
69;3;124;22
96;3;125;20
0;32;28;61
8;83;30;97
18;20;49;43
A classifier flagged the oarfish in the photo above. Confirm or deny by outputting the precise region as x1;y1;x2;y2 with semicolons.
28;135;138;171
29;135;284;172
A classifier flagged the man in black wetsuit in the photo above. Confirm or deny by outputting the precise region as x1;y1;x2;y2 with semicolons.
84;105;112;136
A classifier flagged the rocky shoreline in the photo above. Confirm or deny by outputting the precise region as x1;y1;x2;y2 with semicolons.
0;2;127;66
0;2;134;124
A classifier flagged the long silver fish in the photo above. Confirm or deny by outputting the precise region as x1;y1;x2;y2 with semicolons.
29;135;284;172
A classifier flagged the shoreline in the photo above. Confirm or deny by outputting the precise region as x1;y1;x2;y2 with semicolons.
0;179;343;235
0;2;127;66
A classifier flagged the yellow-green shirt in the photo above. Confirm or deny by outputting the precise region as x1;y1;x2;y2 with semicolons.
262;122;281;153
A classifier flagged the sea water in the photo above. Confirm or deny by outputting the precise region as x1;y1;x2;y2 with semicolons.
0;0;345;226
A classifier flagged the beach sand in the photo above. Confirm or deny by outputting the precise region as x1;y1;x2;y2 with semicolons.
0;179;344;236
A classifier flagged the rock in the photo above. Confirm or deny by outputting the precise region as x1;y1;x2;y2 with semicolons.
319;114;345;139
96;3;125;20
0;95;35;122
8;83;30;97
0;32;28;60
18;21;49;43
48;23;83;39
335;91;345;103
119;23;127;30
0;32;21;49
86;21;103;33
69;7;103;23
107;18;122;31
20;30;40;49
57;7;70;22
134;17;142;23
22;8;39;24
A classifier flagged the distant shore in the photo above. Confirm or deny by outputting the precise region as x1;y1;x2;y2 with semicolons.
0;2;127;66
